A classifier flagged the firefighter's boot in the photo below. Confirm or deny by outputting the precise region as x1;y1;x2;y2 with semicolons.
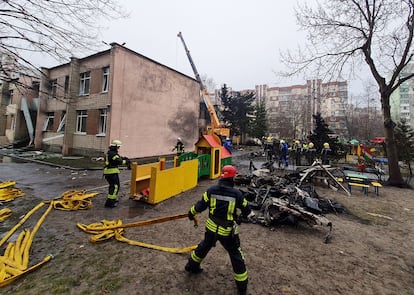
185;258;203;274
104;198;118;208
236;280;248;295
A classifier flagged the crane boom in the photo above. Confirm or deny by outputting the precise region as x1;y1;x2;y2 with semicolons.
177;32;229;138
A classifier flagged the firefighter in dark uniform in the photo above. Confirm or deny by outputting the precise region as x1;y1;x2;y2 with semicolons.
172;137;185;156
185;165;254;295
103;140;130;208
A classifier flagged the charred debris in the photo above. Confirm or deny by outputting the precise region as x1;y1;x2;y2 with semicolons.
235;158;349;243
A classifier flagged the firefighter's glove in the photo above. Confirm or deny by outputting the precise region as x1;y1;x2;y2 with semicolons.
188;210;195;221
235;215;242;225
123;157;131;170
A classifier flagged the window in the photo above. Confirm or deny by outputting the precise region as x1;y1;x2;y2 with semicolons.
57;112;66;132
50;79;57;98
76;110;88;133
79;72;90;96
6;90;13;105
43;112;54;131
98;109;108;134
64;76;69;97
102;67;109;92
10;115;16;131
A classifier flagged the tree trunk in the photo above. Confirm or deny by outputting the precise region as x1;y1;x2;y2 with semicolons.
382;94;405;186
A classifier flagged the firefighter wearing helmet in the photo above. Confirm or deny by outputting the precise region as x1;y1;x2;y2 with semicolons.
186;165;253;295
103;139;131;208
172;137;185;156
321;142;332;165
307;142;316;165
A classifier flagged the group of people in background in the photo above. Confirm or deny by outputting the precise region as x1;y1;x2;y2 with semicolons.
262;136;332;168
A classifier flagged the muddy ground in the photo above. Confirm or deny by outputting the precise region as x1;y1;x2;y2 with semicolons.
0;147;413;295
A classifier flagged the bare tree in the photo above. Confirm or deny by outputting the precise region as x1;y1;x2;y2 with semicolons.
0;0;127;81
282;0;414;186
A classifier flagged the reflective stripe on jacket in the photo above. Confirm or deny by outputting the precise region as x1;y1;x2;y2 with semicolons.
190;179;251;236
103;149;126;175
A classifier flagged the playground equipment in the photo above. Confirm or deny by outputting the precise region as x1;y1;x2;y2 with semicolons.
130;134;232;205
129;157;199;205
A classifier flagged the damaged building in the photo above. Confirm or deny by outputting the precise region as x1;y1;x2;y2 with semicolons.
33;43;200;158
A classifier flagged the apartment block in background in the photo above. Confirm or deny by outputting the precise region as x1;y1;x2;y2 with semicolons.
256;79;348;141
390;63;414;128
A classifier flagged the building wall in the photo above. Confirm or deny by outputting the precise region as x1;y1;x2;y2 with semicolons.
109;45;199;158
35;44;200;158
0;75;39;145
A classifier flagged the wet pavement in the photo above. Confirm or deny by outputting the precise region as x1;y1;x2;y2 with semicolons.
0;161;131;201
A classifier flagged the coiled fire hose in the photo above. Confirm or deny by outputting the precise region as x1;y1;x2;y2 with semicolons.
0;208;12;222
0;181;25;203
77;213;198;254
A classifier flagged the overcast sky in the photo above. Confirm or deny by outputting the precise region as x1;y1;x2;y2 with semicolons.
96;0;371;95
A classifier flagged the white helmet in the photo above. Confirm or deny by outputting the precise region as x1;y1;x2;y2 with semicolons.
110;139;122;147
177;137;182;142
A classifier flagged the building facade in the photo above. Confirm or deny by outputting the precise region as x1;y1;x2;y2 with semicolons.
390;63;414;128
256;79;348;141
35;43;200;158
0;74;39;147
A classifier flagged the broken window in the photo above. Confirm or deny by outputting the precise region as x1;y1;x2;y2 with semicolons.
102;67;109;93
57;112;66;133
50;79;57;98
98;108;107;135
79;72;90;96
76;110;87;133
43;112;54;131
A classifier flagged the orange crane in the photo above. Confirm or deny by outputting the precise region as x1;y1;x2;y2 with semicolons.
177;32;230;138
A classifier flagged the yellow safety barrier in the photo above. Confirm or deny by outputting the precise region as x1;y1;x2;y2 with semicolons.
130;159;198;205
77;213;198;254
0;208;12;222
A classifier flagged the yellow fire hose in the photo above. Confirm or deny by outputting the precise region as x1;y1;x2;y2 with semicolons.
0;188;25;202
0;189;99;287
0;181;16;189
77;213;198;254
0;182;196;287
0;202;53;286
0;208;12;222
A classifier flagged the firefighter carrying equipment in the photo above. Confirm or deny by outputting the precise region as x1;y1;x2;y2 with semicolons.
77;213;198;254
